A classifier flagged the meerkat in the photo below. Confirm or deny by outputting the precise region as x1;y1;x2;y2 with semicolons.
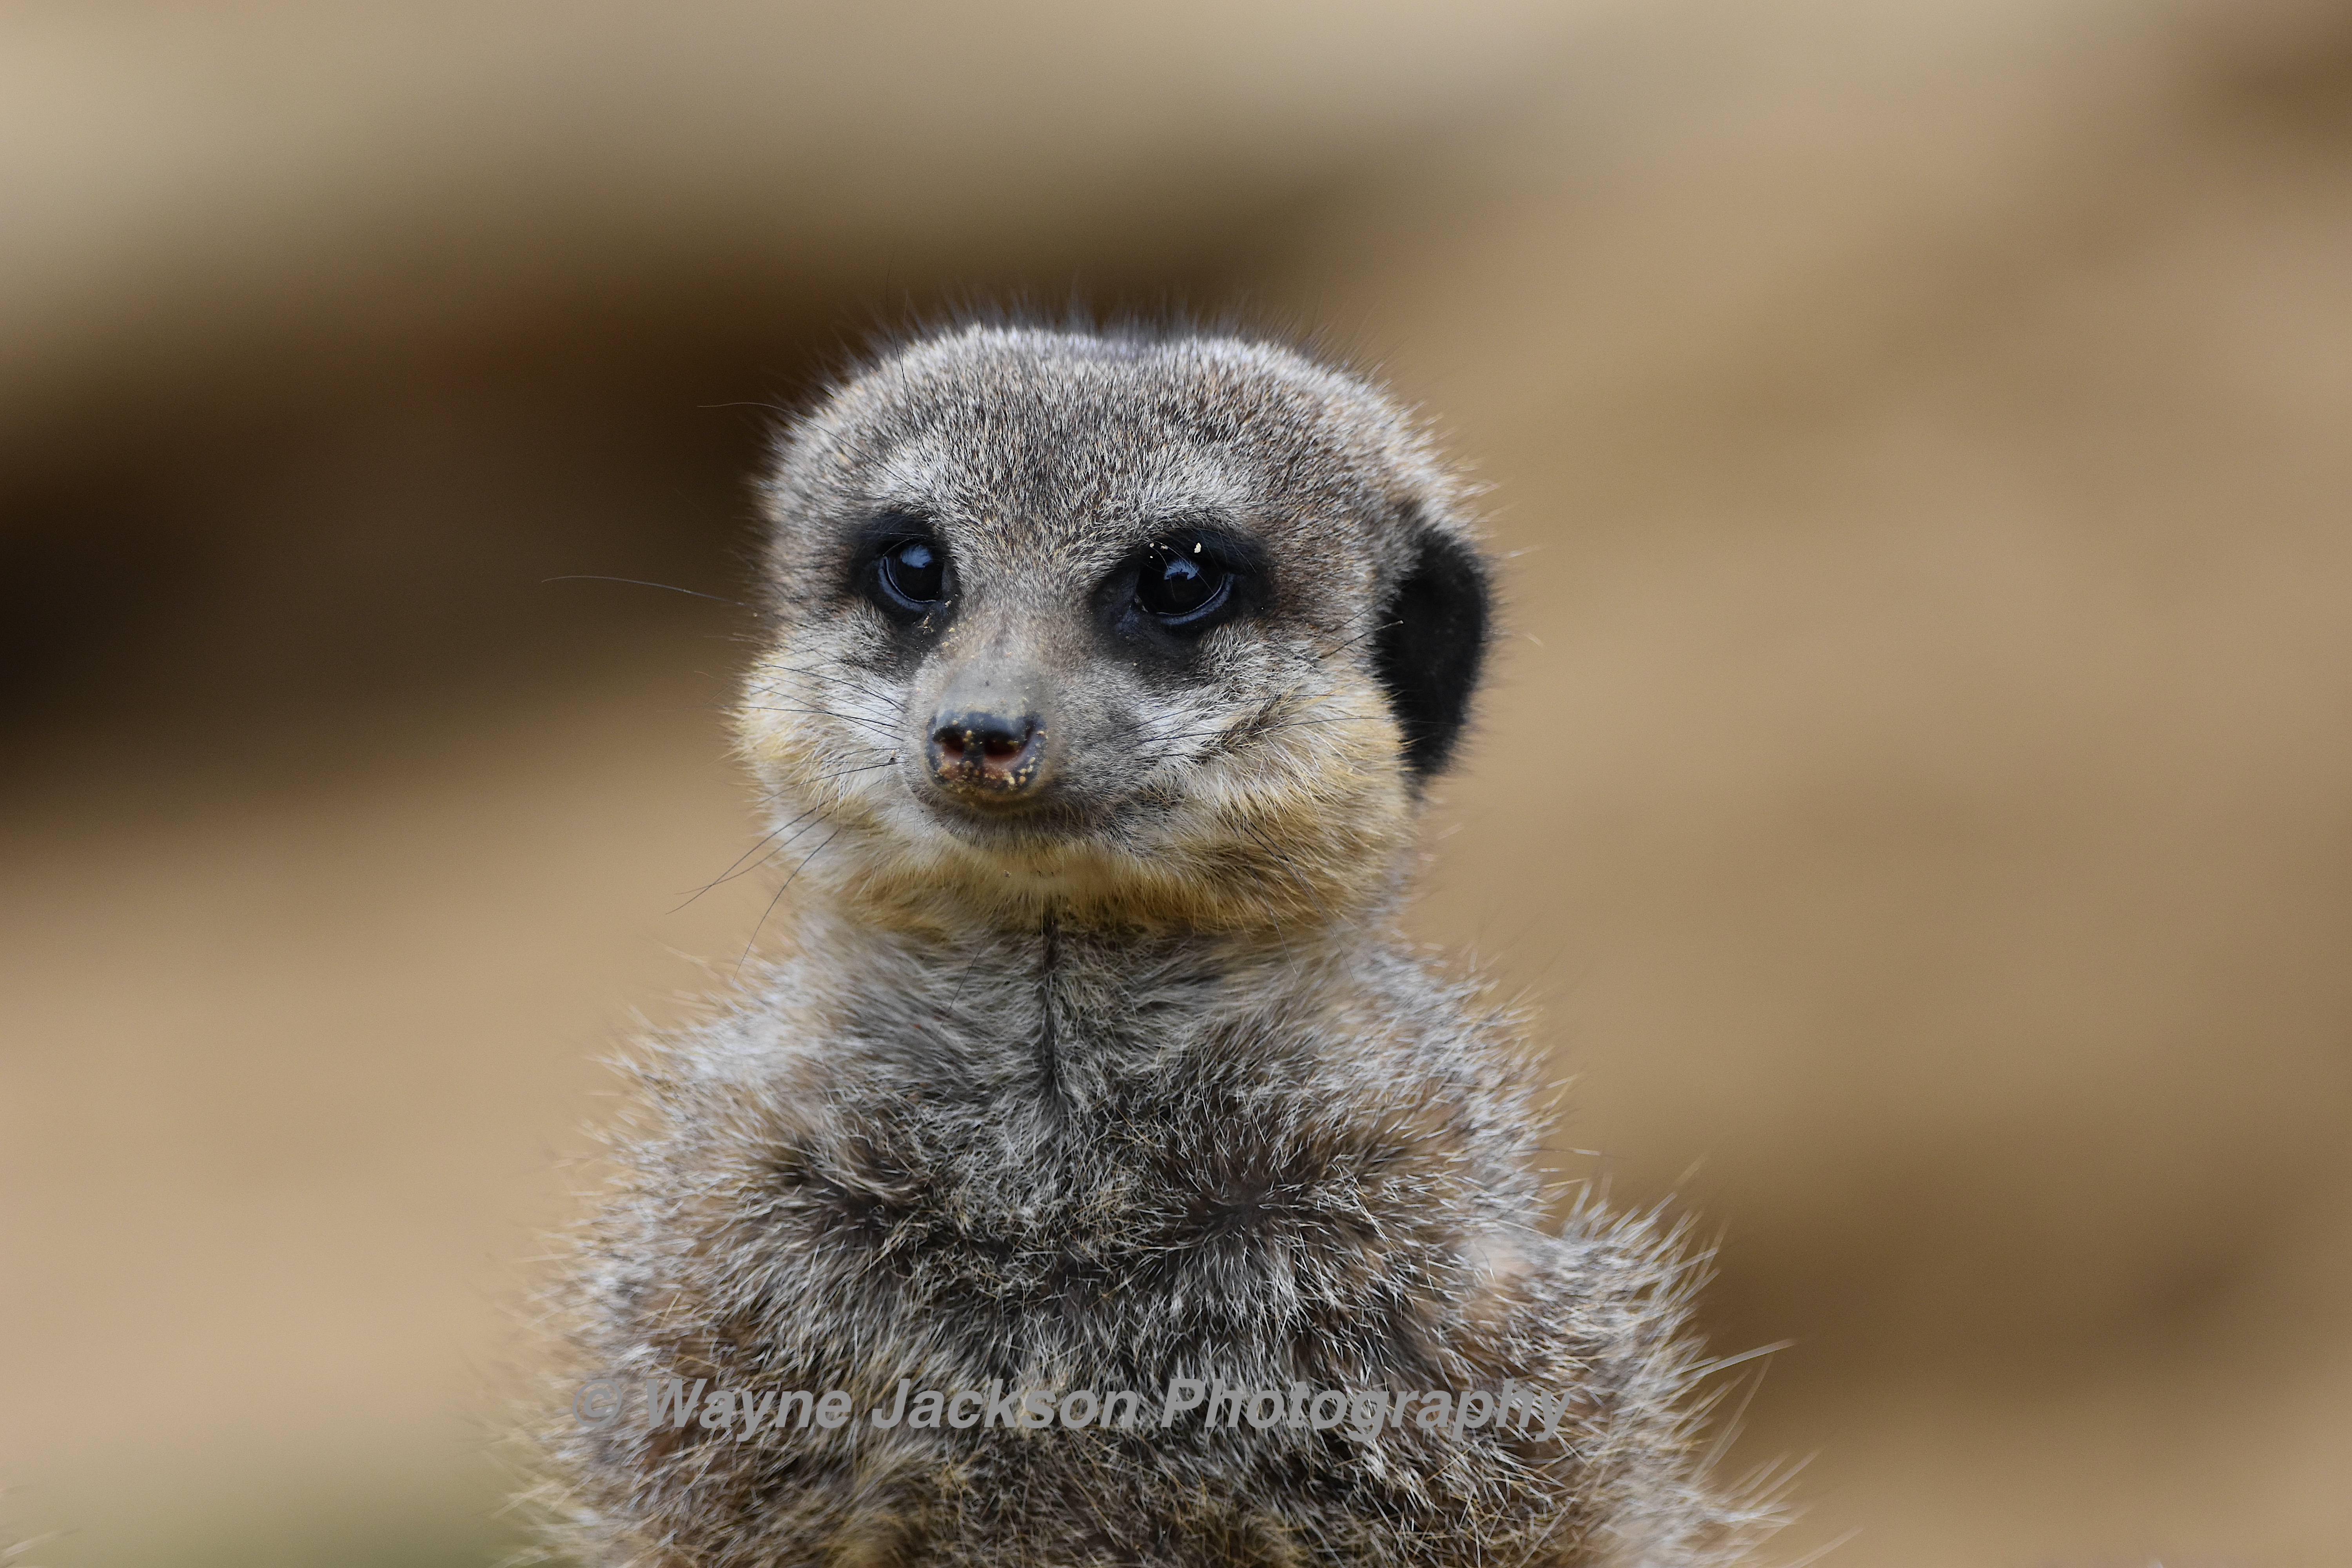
538;321;1771;1566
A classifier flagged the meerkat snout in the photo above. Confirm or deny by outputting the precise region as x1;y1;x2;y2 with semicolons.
914;626;1058;802
926;706;1044;795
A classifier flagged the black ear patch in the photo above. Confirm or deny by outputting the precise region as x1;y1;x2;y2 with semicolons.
1370;525;1491;778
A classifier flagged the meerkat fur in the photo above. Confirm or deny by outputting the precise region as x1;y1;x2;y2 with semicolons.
535;321;1777;1566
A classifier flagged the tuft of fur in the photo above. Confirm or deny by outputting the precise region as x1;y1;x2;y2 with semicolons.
533;322;1776;1565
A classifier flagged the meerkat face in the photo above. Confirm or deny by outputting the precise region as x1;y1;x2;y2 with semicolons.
738;325;1490;934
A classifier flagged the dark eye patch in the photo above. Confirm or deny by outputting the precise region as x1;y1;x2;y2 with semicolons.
851;509;956;629
1107;527;1262;647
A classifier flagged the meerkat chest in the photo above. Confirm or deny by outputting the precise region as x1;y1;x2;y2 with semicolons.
767;1017;1448;1298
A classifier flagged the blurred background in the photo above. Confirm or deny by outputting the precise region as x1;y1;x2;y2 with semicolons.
3;1;2349;1563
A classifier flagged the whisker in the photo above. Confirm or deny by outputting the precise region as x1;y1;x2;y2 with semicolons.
670;757;894;910
1144;712;1385;747
1314;616;1403;661
1127;685;1311;746
542;574;753;608
671;815;822;912
751;662;907;711
736;826;845;977
742;664;908;715
738;704;901;740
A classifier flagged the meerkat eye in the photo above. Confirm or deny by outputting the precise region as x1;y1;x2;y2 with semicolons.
875;535;951;611
1137;537;1231;622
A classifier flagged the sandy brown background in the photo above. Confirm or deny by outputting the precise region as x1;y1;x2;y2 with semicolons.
3;2;2348;1563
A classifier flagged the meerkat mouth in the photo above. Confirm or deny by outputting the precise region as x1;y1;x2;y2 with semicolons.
908;781;1132;850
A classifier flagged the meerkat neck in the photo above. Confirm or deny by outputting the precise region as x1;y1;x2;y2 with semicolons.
779;900;1384;984
768;900;1393;1098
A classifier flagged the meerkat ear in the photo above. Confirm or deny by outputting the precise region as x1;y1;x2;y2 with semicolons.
1370;517;1492;778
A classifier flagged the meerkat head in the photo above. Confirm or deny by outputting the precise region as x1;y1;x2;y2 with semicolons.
737;323;1490;936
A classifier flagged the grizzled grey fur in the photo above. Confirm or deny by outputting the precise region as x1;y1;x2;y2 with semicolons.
536;323;1773;1565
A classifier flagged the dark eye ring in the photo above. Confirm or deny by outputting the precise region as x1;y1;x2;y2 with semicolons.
876;536;950;610
1136;537;1231;623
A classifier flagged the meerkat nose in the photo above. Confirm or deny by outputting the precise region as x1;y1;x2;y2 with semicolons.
927;708;1045;796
